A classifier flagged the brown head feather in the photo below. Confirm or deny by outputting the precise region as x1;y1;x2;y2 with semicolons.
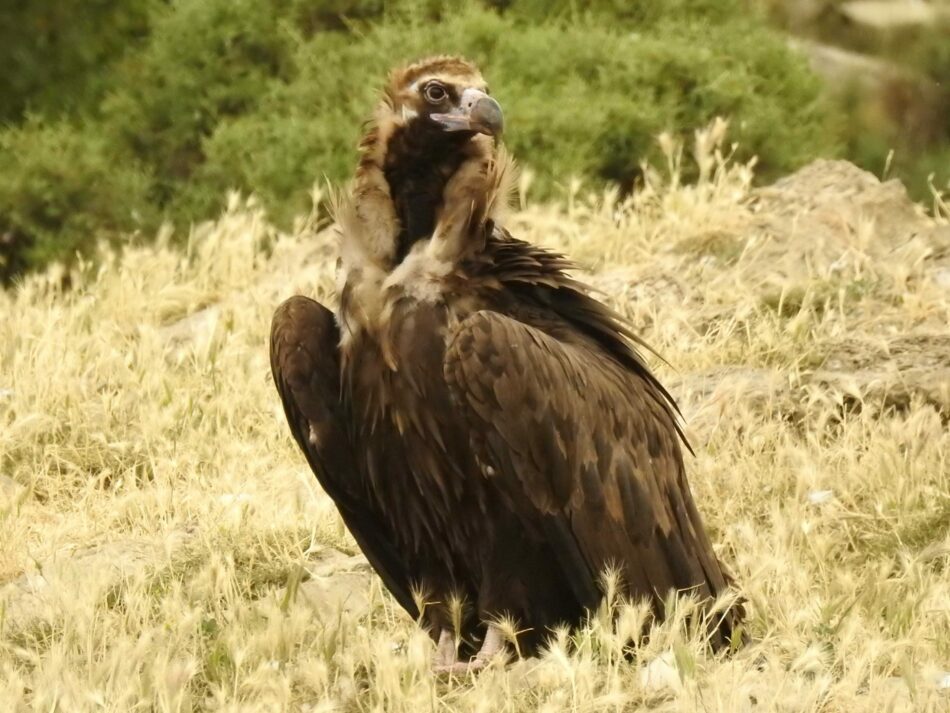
336;56;511;280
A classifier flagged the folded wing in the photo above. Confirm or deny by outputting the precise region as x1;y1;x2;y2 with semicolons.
270;296;419;618
443;310;741;645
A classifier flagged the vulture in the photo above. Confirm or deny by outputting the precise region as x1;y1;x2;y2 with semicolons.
270;56;744;672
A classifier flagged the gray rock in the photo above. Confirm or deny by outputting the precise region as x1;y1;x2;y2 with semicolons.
0;475;27;508
280;547;375;618
158;305;221;360
788;38;911;93
670;332;950;435
840;1;942;29
669;367;793;442
0;533;191;636
754;160;925;248
810;334;950;416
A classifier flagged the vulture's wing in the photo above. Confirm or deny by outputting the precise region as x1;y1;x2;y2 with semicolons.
270;296;419;618
443;310;739;642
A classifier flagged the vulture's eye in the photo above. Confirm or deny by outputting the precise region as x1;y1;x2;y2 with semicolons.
423;82;447;104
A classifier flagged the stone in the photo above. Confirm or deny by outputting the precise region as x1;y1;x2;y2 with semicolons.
810;334;950;416
0;476;27;509
280;547;375;618
158;305;220;359
840;1;940;29
638;651;683;693
0;533;191;636
668;367;792;442
789;38;909;93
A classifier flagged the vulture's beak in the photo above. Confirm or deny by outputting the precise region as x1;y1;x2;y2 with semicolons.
431;88;504;137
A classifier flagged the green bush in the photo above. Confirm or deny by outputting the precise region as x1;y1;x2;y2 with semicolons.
496;0;751;25
101;0;297;218
0;1;153;123
0;0;839;280
0;120;155;282
202;5;835;220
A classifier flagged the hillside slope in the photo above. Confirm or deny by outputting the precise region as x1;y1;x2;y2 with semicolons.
1;135;948;711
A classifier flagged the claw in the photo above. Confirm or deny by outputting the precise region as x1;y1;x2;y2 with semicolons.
432;629;458;669
432;624;506;675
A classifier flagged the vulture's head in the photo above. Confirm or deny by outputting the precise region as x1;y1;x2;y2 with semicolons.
340;56;513;276
381;56;504;141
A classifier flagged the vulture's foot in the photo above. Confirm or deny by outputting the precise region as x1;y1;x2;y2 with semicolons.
432;624;506;675
432;629;459;669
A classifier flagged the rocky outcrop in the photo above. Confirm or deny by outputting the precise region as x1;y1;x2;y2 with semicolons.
662;159;949;440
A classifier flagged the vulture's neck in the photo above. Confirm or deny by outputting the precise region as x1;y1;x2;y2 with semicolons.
382;125;474;262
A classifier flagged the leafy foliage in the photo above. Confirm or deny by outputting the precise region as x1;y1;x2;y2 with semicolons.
0;0;837;279
0;121;154;283
197;2;836;224
102;0;298;217
0;1;153;123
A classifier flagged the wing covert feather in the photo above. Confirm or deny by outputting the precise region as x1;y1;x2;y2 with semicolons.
444;310;737;625
270;296;419;617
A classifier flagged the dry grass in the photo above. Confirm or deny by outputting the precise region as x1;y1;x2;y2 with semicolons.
1;128;948;712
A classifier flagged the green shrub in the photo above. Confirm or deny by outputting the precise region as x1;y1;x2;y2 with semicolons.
0;120;154;283
496;0;751;25
0;0;839;279
101;0;297;218
0;1;153;123
201;4;836;221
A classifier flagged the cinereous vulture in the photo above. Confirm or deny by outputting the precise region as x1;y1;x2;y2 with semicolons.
270;56;744;672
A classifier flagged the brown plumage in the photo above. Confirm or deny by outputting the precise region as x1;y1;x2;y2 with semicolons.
270;56;744;670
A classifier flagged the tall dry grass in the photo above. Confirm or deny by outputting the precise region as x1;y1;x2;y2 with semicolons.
1;129;948;711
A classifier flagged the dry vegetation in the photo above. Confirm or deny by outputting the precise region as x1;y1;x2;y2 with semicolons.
1;127;949;711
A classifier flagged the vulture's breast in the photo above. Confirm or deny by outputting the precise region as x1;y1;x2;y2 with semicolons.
339;264;494;558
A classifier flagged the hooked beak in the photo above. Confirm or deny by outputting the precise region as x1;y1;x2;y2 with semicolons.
430;88;504;137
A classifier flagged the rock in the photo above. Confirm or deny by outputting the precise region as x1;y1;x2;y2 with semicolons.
152;227;338;365
638;651;682;693
281;547;375;618
158;305;220;359
810;334;950;416
876;670;950;707
669;331;950;431
870;677;914;707
0;533;191;636
788;38;910;93
297;570;372;618
256;228;338;302
668;368;792;442
0;475;27;509
819;334;950;373
807;489;835;505
924;225;950;278
754;160;925;247
734;159;949;331
788;34;947;146
839;1;941;29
